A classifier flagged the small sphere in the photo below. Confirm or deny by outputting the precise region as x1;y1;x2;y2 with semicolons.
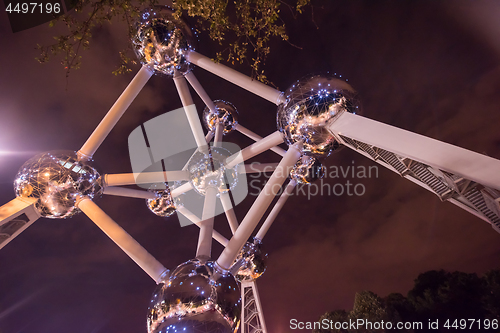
187;146;238;196
132;7;195;76
277;74;360;157
290;155;325;184
146;183;176;217
14;151;102;219
147;258;241;333
233;238;268;282
202;100;238;135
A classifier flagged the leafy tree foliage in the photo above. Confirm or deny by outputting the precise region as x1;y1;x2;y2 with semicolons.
36;0;311;80
314;269;500;333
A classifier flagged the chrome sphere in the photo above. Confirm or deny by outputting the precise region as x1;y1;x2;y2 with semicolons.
290;155;325;184
146;183;176;217
147;258;241;333
132;7;195;76
187;146;238;196
277;74;360;157
202;100;238;135
233;238;268;282
14;151;102;219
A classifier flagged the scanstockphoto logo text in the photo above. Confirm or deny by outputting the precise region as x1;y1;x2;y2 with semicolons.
248;161;379;199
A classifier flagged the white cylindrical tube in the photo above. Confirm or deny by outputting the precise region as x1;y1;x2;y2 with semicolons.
103;186;158;200
235;124;286;157
214;122;223;148
225;131;284;169
187;51;285;105
173;74;207;149
196;187;217;258
77;197;168;283
78;66;153;159
177;206;229;247
185;71;217;112
103;171;189;187
255;180;297;240
206;130;214;143
220;191;238;234
216;144;301;269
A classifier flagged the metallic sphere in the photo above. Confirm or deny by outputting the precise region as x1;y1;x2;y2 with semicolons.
233;238;268;282
14;151;102;219
290;155;325;184
203;100;238;135
132;7;195;76
147;258;241;333
146;183;176;217
187;146;238;196
277;74;360;157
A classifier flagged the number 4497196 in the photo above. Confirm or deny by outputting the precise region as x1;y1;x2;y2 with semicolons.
6;2;61;14
444;319;498;330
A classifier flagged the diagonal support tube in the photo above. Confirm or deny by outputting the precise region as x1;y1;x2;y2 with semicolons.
217;144;301;269
220;191;238;234
78;66;153;159
103;187;158;200
196;187;217;258
173;73;207;149
176;206;229;247
255;180;297;240
225;131;284;169
103;171;188;187
185;71;217;112
187;51;285;105
235;124;286;157
77;197;168;283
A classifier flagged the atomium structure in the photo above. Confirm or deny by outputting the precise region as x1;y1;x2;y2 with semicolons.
2;6;500;333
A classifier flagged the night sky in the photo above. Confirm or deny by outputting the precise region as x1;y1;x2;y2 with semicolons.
1;1;500;333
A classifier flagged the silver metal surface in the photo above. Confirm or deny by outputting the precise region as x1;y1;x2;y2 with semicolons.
290;155;325;184
187;146;238;196
146;183;176;217
203;100;239;135
14;151;102;218
133;6;195;76
277;74;360;157
147;258;241;333
233;238;267;282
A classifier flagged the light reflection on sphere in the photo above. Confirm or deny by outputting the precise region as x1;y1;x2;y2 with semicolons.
147;258;241;333
187;147;238;196
202;100;239;135
146;183;176;217
234;238;267;282
14;151;102;219
132;7;195;76
277;74;360;157
290;155;325;184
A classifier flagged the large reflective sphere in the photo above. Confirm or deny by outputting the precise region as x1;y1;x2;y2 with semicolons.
187;147;238;196
146;183;176;217
277;74;360;157
14;151;102;218
290;155;325;184
233;238;268;282
133;7;195;76
147;258;241;333
203;100;238;135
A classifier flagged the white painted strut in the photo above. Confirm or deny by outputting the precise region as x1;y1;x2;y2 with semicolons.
171;182;193;198
103;187;158;200
103;171;188;186
256;180;297;240
217;144;301;269
184;72;217;112
220;191;238;234
78;66;153;159
173;73;207;149
225;131;284;169
0;197;40;250
176;206;229;247
187;51;285;105
196;187;217;258
214;122;224;148
328;112;500;190
77;197;168;283
235;124;286;157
